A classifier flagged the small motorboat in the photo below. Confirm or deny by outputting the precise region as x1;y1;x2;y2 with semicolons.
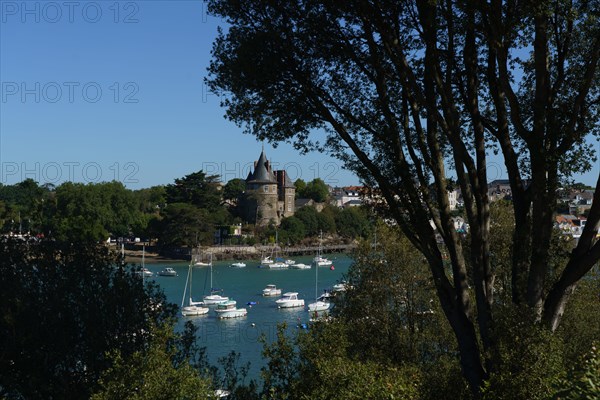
157;267;177;276
215;300;247;319
262;284;282;297
275;292;305;308
137;268;153;277
231;262;246;268
291;263;311;269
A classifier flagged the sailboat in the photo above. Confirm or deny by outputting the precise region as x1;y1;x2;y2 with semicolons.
268;230;288;269
193;247;212;267
203;260;229;305
307;254;332;312
138;245;153;278
313;231;332;267
181;259;209;316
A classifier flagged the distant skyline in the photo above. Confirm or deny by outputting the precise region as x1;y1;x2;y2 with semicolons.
0;1;597;189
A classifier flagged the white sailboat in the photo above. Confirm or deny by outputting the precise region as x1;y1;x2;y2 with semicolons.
269;230;288;269
308;255;332;312
193;248;212;267
138;245;153;278
313;231;332;267
181;260;209;316
203;261;229;305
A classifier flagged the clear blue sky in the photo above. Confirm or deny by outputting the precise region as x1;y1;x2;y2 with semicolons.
0;1;597;189
0;1;357;189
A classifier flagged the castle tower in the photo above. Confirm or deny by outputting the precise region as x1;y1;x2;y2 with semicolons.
244;149;295;226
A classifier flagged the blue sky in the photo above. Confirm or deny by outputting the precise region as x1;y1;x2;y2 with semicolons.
0;1;597;189
0;1;356;189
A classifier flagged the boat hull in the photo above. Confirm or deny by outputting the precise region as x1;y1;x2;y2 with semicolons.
263;289;282;297
268;262;288;269
203;295;229;305
181;305;209;316
291;263;311;269
307;301;330;312
276;299;305;308
215;308;248;319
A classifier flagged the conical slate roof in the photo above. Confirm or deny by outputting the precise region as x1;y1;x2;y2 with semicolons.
283;173;294;188
248;150;276;183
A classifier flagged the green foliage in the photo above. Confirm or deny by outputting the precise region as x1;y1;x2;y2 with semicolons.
294;179;306;198
300;178;329;203
294;206;319;236
91;324;213;400
223;178;246;203
165;170;221;211
318;204;339;233
157;171;233;247
49;181;144;242
158;203;217;247
133;185;166;214
556;276;600;364
0;179;52;234
0;238;177;399
551;343;600;400
338;223;456;364
293;322;421;400
260;323;298;399
419;355;471;400
334;207;371;238
207;0;600;394
483;306;566;400
298;356;420;400
279;216;306;244
488;200;516;300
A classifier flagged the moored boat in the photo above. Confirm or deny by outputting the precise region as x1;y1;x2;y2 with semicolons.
291;263;311;269
158;267;177;277
313;231;332;266
231;262;246;268
203;261;230;304
332;282;349;292
181;261;209;317
138;267;153;277
275;292;305;308
268;261;288;269
262;284;282;297
215;300;247;319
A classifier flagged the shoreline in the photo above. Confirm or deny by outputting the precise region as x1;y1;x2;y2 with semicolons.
118;243;356;264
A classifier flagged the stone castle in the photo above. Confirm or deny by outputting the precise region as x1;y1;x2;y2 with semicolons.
243;149;295;225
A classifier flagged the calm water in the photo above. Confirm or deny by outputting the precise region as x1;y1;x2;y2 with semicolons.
144;254;352;379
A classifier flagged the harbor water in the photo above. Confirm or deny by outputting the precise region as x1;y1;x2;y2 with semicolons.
144;254;352;379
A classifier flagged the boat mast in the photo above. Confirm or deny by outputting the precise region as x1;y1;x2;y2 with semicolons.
315;248;318;301
182;262;191;308
142;244;145;284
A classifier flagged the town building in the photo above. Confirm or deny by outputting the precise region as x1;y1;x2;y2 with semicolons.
331;186;365;208
242;149;295;225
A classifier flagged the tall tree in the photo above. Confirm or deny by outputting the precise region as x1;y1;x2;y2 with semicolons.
302;178;330;202
165;171;222;211
0;238;176;399
207;0;600;394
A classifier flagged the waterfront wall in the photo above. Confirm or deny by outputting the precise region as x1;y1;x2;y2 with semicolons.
123;243;356;261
